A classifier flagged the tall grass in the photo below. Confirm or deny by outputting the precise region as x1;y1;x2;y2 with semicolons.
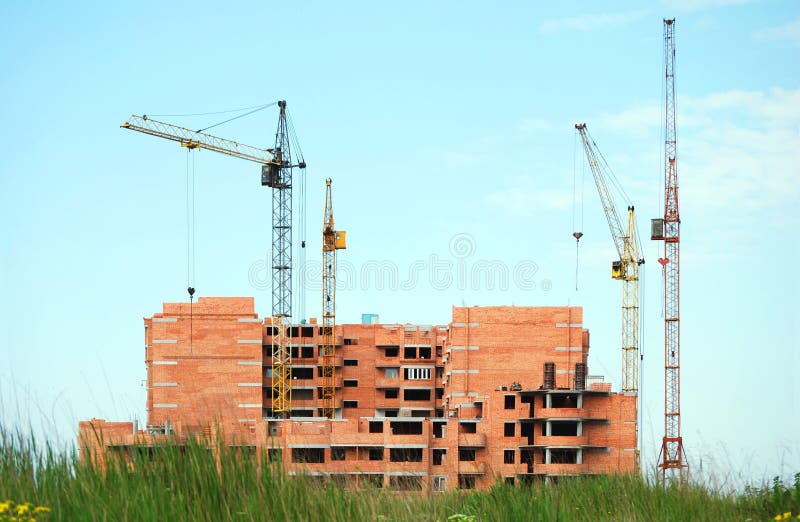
1;426;798;521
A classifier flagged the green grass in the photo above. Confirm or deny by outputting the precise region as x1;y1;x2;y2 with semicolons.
1;427;798;521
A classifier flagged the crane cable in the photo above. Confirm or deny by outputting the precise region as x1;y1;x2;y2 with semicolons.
186;149;196;353
571;130;585;291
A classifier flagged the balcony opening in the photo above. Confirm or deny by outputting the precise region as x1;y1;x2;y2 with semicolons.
390;448;423;462
301;326;314;337
435;388;444;399
383;409;399;417
419;346;431;359
549;449;578;464
318;326;333;336
293;389;313;401
458;449;476;461
504;422;515;437
291;367;314;380
385;368;399;379
361;475;383;488
292;448;324;463
344;380;358;388
331;447;347;461
267;448;281;462
504;449;515;464
504;395;516;409
459;422;477;434
390;421;423;435
344;359;358;366
265;326;278;336
368;447;383;461
343;400;358;409
404;346;417;359
384;388;399;399
458;474;476;489
390;476;422;491
290;409;314;417
404;389;431;401
434;408;444;418
435;345;443;357
433;448;446;465
411;410;429;418
433;475;446;492
550;394;578;409
290;346;299;358
433;422;446;439
551;421;579;436
344;338;357;345
289;327;299;338
384;346;399;357
301;346;314;358
369;421;384;433
435;366;444;378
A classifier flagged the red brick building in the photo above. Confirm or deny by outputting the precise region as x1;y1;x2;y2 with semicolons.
80;297;637;490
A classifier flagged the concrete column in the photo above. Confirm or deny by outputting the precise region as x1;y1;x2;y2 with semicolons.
577;394;583;408
577;421;583;436
545;448;551;464
545;421;552;436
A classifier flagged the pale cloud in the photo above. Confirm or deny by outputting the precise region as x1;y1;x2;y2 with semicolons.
540;10;649;33
607;88;800;220
753;17;800;46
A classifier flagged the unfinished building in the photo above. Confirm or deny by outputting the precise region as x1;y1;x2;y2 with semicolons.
80;297;636;491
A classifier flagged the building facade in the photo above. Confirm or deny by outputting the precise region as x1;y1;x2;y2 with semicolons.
79;297;637;490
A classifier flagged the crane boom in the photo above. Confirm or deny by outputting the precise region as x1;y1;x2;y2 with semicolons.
575;124;626;259
121;101;305;419
121;115;276;164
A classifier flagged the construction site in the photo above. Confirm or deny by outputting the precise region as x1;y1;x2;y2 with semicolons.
79;19;688;491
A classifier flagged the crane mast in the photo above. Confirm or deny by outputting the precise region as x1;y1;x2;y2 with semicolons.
121;101;305;419
575;123;642;396
653;18;688;483
320;179;346;418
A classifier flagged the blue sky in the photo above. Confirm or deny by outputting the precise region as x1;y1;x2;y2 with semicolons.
1;1;797;485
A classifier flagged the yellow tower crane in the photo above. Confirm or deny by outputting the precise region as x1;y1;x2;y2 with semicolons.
575;123;643;394
320;179;346;418
121;103;306;418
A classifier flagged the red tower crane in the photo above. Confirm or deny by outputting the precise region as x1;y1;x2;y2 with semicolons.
653;18;689;483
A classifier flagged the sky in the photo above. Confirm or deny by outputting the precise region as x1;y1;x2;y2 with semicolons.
1;0;798;487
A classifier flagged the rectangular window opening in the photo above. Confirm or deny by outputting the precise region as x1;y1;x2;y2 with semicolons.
504;449;515;464
389;448;423;462
458;449;476;462
403;389;431;401
433;448;446;465
291;448;324;463
389;421;423;435
504;395;516;409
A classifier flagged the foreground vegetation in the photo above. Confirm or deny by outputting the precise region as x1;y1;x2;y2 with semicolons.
1;429;797;521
